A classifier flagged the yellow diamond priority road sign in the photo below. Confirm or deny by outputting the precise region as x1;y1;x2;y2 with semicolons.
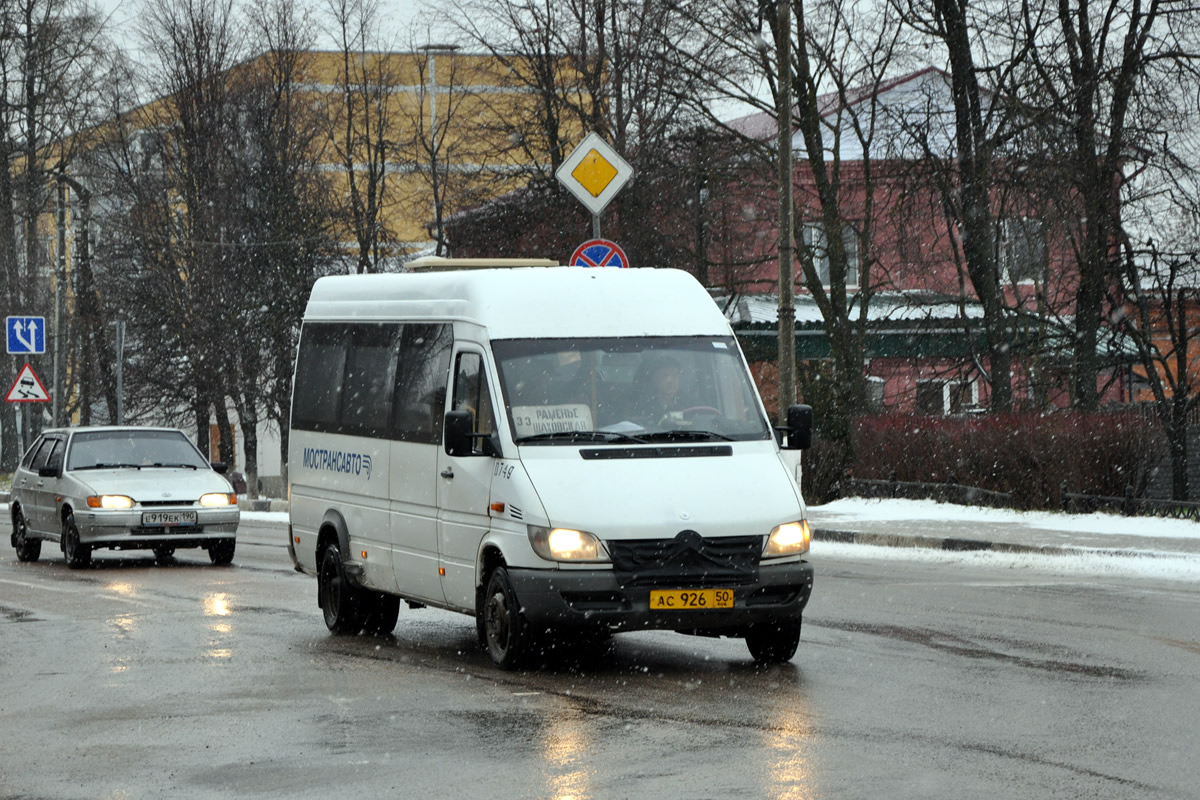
556;132;633;216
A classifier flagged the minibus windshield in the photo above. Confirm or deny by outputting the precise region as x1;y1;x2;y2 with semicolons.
492;337;771;443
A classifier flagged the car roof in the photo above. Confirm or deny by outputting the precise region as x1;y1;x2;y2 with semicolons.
40;426;189;436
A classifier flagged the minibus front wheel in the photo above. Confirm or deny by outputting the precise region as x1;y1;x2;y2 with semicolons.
745;617;802;664
481;566;530;670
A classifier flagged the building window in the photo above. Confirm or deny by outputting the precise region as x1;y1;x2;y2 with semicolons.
867;376;886;411
801;222;859;287
915;381;944;415
998;217;1047;283
915;379;975;414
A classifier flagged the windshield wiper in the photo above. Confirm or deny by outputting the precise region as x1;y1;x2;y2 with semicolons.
639;430;734;442
146;462;199;469
514;430;647;445
73;462;142;470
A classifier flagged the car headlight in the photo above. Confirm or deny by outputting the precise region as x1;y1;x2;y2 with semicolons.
199;493;237;507
87;495;134;509
764;520;811;557
527;525;609;562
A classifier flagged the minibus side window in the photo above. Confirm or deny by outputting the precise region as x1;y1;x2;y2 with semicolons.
393;323;452;443
452;352;496;454
292;324;347;432
340;324;399;438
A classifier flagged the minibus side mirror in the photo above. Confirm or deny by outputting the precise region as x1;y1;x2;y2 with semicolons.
444;410;500;457
445;410;475;456
785;404;813;450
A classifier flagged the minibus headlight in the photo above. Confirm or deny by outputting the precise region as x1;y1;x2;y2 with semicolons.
87;495;134;509
528;525;609;562
764;520;811;557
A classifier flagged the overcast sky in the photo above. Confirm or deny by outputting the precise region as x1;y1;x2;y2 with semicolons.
93;0;455;56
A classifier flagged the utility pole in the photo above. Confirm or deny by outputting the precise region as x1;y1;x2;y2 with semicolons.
775;0;796;423
53;180;66;427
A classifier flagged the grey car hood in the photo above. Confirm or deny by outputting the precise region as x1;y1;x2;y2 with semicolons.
68;468;234;503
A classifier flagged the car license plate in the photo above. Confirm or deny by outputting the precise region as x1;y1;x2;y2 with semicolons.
142;511;197;527
649;588;734;610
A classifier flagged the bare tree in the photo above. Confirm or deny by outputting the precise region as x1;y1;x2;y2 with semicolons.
1020;0;1196;409
238;0;343;492
0;0;108;465
325;0;403;273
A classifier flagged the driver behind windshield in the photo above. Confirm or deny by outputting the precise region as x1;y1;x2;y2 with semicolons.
631;354;689;426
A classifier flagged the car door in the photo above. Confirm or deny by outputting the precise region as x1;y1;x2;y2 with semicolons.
11;435;48;533
436;349;500;612
19;435;63;536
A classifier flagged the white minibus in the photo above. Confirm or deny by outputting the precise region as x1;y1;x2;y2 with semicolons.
287;261;814;669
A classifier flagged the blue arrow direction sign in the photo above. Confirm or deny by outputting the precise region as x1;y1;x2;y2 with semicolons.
7;316;46;355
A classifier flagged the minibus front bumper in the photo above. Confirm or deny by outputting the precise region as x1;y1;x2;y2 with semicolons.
506;560;813;633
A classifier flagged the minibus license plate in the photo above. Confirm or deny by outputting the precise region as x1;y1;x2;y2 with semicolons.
650;589;734;610
142;511;197;527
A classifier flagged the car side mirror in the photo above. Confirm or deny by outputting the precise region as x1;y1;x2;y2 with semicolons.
210;461;228;474
38;465;60;478
785;404;813;450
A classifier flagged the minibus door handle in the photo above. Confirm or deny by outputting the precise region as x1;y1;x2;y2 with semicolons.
440;467;454;479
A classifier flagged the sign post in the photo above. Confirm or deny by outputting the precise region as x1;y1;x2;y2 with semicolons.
7;317;48;453
556;132;633;240
569;239;629;269
6;364;51;403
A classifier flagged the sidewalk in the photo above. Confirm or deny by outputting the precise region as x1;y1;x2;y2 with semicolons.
808;497;1200;560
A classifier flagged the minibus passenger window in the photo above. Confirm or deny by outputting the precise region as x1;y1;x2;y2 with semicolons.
292;325;347;431
393;323;452;443
453;352;496;453
341;324;398;437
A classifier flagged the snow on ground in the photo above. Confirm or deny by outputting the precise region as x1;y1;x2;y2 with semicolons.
811;497;1200;540
817;540;1200;583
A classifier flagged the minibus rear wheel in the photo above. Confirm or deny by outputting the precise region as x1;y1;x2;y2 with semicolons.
745;618;802;664
481;566;529;670
319;544;364;634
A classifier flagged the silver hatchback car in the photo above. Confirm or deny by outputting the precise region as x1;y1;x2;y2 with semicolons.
9;426;240;568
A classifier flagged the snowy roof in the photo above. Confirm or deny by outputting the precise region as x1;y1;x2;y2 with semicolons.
718;291;986;328
723;67;980;162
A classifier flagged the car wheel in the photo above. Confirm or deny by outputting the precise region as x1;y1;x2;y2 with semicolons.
360;592;401;634
62;512;92;570
207;539;235;566
12;507;41;563
480;566;529;670
318;544;363;634
745;618;802;664
153;546;176;563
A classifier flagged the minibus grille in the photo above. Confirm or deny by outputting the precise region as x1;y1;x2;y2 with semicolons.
607;533;762;587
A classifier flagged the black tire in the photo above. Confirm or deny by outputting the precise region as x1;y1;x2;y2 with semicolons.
12;508;41;563
360;592;401;634
319;544;363;634
208;539;236;566
745;618;802;664
62;512;92;569
480;566;529;670
153;546;176;563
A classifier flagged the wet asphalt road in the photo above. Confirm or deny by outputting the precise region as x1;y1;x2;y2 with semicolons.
2;517;1199;799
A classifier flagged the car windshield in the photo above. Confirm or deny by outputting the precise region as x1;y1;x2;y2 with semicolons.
66;430;211;470
492;336;771;443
